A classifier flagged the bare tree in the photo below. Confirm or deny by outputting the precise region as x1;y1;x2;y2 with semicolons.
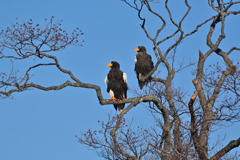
1;1;240;160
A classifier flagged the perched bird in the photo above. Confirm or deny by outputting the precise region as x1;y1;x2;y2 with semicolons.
134;46;154;90
105;61;128;112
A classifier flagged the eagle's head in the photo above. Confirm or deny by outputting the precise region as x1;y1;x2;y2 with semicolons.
107;61;120;69
134;46;147;53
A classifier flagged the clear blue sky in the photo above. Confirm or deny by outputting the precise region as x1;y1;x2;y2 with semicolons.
0;0;240;159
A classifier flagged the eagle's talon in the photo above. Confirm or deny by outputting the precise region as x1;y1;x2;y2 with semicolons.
118;98;124;103
110;96;117;102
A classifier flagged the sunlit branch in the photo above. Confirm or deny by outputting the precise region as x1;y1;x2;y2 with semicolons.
209;137;240;160
226;47;240;55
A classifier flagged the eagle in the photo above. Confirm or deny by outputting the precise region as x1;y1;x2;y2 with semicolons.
105;61;128;112
134;46;154;90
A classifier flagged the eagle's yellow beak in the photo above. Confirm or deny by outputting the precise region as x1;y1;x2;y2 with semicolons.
107;63;113;67
134;48;139;52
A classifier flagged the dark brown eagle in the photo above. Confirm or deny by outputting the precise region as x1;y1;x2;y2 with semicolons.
134;46;154;90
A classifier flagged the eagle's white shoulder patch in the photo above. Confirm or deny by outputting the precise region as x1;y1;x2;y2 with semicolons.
104;75;108;84
134;56;137;63
123;72;127;83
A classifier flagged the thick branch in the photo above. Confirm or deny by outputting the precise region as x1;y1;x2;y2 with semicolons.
188;91;207;159
188;91;198;137
192;50;207;107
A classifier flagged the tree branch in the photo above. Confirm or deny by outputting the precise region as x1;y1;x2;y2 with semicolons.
210;137;240;160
